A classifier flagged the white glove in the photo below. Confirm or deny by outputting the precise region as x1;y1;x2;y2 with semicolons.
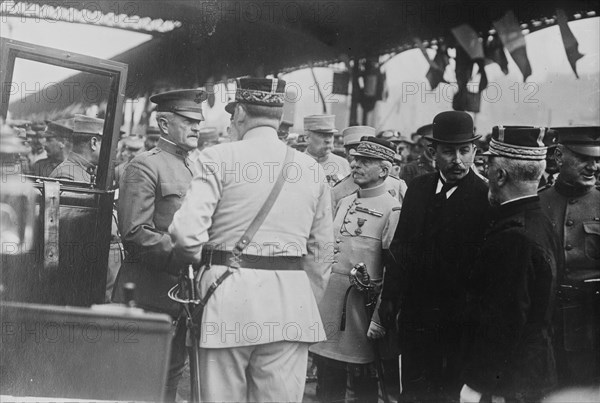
460;384;482;403
366;320;386;340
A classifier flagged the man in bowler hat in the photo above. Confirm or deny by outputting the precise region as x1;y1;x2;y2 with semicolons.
379;111;489;402
112;89;206;402
461;126;560;402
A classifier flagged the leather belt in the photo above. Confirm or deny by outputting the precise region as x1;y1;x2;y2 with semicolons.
202;249;303;270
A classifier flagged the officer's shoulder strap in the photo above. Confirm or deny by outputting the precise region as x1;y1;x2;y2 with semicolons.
538;183;552;192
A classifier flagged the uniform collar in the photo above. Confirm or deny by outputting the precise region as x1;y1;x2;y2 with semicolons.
493;195;539;220
68;152;95;171
305;149;331;164
357;182;387;198
158;136;193;158
243;126;278;141
554;177;593;198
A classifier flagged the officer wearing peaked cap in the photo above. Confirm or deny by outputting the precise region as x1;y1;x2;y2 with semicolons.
461;126;560;402
400;123;437;186
49;114;104;183
112;89;206;402
538;126;600;387
304;114;351;186
332;126;407;210
170;77;333;402
31;120;72;177
311;136;401;402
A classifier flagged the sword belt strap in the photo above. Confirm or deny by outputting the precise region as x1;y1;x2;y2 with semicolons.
202;249;302;270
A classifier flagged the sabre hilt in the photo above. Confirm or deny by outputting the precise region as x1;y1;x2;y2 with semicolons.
349;262;372;292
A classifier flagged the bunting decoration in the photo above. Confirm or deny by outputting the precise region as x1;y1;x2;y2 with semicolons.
451;24;488;113
451;24;485;60
484;34;509;75
426;45;450;90
493;10;532;82
556;9;585;78
452;46;482;113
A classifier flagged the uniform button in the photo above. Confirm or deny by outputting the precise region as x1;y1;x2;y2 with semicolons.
595;217;600;221
333;259;338;264
344;219;351;224
349;210;356;214
566;219;574;226
336;238;341;243
568;199;577;204
565;244;573;251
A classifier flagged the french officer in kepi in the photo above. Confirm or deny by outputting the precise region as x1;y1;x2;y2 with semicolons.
461;126;561;403
112;89;206;402
311;136;401;403
169;77;332;403
538;126;600;387
332;126;408;210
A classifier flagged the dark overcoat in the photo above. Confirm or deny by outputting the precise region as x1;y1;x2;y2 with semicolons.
462;196;559;399
382;169;489;328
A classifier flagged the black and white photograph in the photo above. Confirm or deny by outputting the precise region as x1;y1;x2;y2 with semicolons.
1;1;599;402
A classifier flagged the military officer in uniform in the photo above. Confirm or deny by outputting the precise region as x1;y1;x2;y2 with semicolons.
112;89;206;402
538;126;600;387
49;115;104;183
332;126;407;210
305;114;351;186
31;120;72;177
170;78;332;402
400;124;436;186
311;137;401;402
379;111;489;402
461;126;560;403
114;136;144;186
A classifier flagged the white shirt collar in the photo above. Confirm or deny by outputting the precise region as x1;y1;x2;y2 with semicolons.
436;172;459;199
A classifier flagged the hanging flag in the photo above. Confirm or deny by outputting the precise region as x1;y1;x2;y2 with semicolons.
332;72;350;95
453;46;481;113
556;9;584;79
426;45;450;90
484;34;509;75
493;10;532;81
451;24;485;60
414;37;437;69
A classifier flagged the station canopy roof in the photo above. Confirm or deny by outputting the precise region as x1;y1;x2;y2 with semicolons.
7;0;600;98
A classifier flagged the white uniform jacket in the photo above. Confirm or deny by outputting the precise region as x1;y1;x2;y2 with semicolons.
170;127;333;348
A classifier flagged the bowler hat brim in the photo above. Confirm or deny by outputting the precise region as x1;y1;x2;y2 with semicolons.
423;133;481;144
565;144;600;158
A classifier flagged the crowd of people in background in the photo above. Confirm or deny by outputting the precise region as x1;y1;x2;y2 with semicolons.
3;77;599;403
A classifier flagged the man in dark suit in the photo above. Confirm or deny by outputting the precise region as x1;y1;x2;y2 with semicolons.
379;111;489;402
112;89;206;402
461;126;559;402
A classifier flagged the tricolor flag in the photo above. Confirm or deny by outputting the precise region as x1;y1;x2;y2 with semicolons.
556;9;584;78
485;34;509;75
493;10;532;81
426;45;450;90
